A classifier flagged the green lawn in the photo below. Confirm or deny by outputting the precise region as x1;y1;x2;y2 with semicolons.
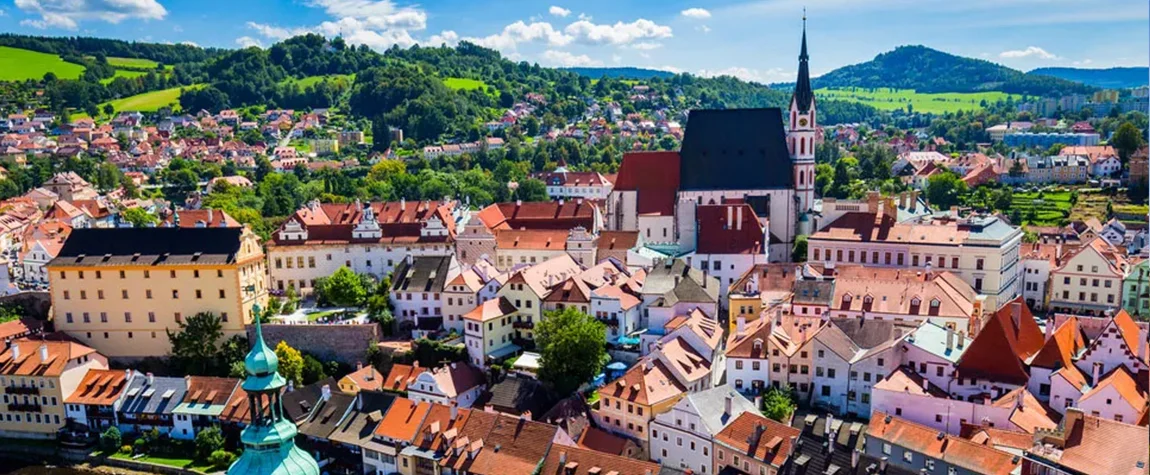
109;452;211;473
815;87;1021;114
106;85;198;112
100;69;148;84
1011;191;1073;226
107;57;161;69
0;46;85;81
282;74;355;88
444;77;494;93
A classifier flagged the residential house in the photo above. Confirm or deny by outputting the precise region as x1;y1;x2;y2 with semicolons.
1075;366;1146;424
1048;237;1129;315
597;358;686;451
456;200;599;269
171;376;239;439
953;298;1045;401
442;259;506;335
0;339;107;439
405;362;485;409
650;385;757;475
1123;258;1149;318
390;255;461;336
687;203;771;300
64;369;130;432
711;411;801;475
1024;408;1149;475
866;412;1023;475
118;373;188;435
338;364;386;395
810;318;909;417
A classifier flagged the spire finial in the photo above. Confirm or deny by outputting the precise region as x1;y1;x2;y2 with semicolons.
803;6;807;23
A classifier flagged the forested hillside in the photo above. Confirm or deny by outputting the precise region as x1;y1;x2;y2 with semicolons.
812;45;1095;97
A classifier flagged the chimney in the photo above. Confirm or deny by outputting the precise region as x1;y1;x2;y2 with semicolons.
558;198;564;207
1091;363;1101;385
1015;391;1024;410
400;198;406;211
736;206;743;231
10;344;18;361
1045;317;1055;340
321;384;332;401
754;395;762;409
559;450;567;465
147;372;154;386
450;402;459;420
867;191;880;213
727;205;733;230
1011;302;1022;330
957;331;965;349
516;199;522;207
1140;338;1148;362
38;344;48;363
910;190;919;212
922;377;930;392
945;328;954;351
736;316;746;336
287;379;295;392
724;395;733;415
924;262;932;277
899;192;907;209
406;253;414;266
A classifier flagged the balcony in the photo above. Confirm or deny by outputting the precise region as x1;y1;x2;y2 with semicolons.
8;402;43;412
5;386;39;395
597;317;620;328
512;320;535;330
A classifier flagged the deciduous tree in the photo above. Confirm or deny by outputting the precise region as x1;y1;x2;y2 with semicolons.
536;307;608;396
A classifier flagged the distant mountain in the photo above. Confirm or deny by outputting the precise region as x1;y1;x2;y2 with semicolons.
811;45;1095;97
1028;67;1148;89
562;67;676;80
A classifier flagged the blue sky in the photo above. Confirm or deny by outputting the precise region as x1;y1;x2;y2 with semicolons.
2;0;1147;83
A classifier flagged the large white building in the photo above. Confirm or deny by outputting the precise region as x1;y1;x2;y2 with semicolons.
267;199;457;293
808;197;1023;310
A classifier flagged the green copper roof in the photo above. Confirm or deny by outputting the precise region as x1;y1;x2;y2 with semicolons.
244;316;283;390
227;442;319;475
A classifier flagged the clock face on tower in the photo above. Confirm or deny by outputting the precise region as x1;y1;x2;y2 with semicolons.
799;118;808;127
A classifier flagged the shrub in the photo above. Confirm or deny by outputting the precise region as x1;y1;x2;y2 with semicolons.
194;426;226;461
208;449;236;470
99;426;122;453
133;438;147;454
120;444;132;455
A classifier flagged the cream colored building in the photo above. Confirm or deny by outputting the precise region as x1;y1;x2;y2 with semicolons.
808;196;1022;310
48;227;268;358
0;339;107;439
1049;237;1129;315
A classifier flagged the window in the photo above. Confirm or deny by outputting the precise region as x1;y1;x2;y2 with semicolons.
903;452;913;463
148;312;155;323
219;289;226;299
122;290;129;299
124;313;131;323
976;258;984;270
195;290;202;299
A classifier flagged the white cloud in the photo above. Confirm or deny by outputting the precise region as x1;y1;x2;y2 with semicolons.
245;0;428;51
628;42;663;50
179;41;199;47
541;49;602;67
696;25;711;33
564;18;672;46
464;21;572;51
611;54;622;64
548;6;570;17
999;46;1060;60
427;30;459;46
577;12;591;20
15;0;166;30
680;8;711;19
235;36;263;48
1072;58;1093;66
653;65;683;74
697;66;793;84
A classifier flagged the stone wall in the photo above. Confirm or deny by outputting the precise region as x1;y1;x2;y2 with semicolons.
249;323;379;364
2;291;51;319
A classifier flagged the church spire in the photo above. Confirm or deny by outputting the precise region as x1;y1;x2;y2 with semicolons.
792;11;814;114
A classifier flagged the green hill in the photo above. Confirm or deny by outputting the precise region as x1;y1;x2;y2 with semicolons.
0;46;85;81
563;67;676;80
811;45;1095;97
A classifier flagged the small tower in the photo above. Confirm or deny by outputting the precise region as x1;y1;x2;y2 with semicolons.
789;12;817;230
227;306;319;475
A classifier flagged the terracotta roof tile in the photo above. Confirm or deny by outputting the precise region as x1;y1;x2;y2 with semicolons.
383;364;428;393
372;397;430;442
613;151;680;216
540;445;658;475
65;369;129;405
713;411;800;468
957;297;1043;384
871;412;1021;475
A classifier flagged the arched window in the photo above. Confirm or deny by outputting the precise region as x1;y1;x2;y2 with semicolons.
800;137;806;155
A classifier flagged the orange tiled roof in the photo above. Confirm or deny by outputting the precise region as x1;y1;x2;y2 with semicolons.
871;412;1021;475
957;297;1044;384
539;445;659;475
65;369;128;405
601;358;684;407
183;376;239;406
713;411;800;468
373;397;430;442
383;364;427;393
0;338;98;377
1080;366;1146;410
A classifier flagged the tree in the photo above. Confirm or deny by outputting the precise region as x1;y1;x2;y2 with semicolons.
760;387;796;423
121;207;158;227
102;104;115;117
926;171;967;209
302;354;327;384
368;159;406;182
792;235;808;263
314;266;367;307
275;340;305;386
194;426;225;461
100;426;122;453
168;312;224;375
1111;122;1145;164
516;178;549;202
536;307;608;396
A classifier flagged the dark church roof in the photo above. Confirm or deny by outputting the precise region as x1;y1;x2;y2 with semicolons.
791;22;815;113
678;108;794;191
51;227;244;267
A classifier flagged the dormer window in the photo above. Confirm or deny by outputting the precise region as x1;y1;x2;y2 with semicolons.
862;295;874;312
909;297;921;315
840;294;852;311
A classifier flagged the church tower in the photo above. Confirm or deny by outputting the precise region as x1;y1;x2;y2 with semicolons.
227;307;320;475
788;14;816;230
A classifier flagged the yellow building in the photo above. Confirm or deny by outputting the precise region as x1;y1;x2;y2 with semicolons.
47;227;268;358
727;264;799;334
0;338;107;439
596;358;686;451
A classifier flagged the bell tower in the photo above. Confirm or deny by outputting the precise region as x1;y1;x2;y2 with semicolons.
788;12;816;221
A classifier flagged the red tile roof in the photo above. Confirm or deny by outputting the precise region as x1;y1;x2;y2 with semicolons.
383;363;428;393
695;203;764;254
613;151;680;216
540;445;659;475
65;369;129;406
871;412;1021;475
477;201;595;231
713;411;800;469
0;338;98;377
373;397;430;442
957;297;1044;384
